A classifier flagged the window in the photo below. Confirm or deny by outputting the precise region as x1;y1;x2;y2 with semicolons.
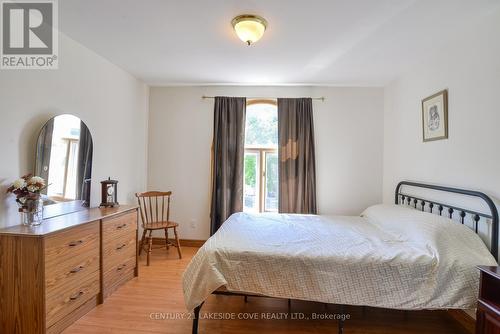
244;100;278;212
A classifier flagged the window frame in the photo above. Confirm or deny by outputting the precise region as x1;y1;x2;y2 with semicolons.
262;149;278;212
245;148;278;212
244;99;278;213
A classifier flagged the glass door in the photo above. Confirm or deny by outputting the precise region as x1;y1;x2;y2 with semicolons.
263;151;278;212
243;150;260;212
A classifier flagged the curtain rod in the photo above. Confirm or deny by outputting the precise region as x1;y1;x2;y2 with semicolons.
202;95;325;101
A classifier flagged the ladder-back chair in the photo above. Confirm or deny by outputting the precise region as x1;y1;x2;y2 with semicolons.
135;191;182;265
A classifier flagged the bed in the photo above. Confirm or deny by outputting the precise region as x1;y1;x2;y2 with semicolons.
183;181;499;333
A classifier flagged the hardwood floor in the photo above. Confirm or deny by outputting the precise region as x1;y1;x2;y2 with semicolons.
65;247;468;334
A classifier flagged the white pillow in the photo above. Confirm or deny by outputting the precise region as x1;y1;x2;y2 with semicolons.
362;204;497;264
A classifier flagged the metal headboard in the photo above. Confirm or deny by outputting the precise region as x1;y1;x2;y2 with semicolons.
395;181;499;261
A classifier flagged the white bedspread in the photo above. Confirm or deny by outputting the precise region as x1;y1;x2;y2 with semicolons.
182;204;497;311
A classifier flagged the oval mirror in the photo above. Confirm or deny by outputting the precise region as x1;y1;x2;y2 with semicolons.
34;114;93;213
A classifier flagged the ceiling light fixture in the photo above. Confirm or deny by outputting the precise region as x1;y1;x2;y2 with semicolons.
231;14;267;46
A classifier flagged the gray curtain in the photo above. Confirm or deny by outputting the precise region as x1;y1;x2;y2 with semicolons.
277;98;317;214
76;121;93;205
35;118;54;195
210;96;246;235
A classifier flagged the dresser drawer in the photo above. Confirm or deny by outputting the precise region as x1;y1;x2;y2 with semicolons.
45;271;99;328
102;232;136;273
45;221;99;270
102;256;136;299
102;211;137;243
45;221;99;294
45;246;99;294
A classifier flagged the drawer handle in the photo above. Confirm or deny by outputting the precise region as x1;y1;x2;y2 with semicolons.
117;264;127;271
69;291;84;301
116;243;126;250
116;223;127;230
68;240;83;247
70;265;84;274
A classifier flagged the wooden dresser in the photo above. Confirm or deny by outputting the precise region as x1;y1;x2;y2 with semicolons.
476;266;500;334
0;205;138;334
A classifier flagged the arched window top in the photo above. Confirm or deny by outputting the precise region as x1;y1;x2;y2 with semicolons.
245;100;277;148
246;98;277;106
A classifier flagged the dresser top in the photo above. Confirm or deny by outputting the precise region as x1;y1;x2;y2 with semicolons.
0;205;137;237
478;266;500;280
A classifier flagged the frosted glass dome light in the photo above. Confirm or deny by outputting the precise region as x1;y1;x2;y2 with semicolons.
231;15;267;46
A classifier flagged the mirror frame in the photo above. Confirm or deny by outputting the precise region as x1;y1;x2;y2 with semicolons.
34;114;93;216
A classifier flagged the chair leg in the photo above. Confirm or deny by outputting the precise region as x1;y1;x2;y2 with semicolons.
147;232;153;266
138;229;147;255
174;227;182;259
164;228;169;251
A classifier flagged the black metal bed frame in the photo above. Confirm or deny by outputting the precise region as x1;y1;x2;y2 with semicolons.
395;181;498;261
191;181;499;334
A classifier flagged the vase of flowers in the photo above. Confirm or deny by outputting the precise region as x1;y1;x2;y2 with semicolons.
7;174;46;226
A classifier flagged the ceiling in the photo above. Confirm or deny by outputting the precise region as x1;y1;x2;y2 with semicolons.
59;0;500;86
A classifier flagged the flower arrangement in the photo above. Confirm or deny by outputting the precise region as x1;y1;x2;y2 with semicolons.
6;174;46;213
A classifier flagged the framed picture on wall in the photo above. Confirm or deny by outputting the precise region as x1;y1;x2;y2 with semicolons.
422;89;448;142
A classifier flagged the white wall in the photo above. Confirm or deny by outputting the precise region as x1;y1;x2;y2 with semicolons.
0;33;149;228
383;8;500;261
149;86;384;239
382;8;500;205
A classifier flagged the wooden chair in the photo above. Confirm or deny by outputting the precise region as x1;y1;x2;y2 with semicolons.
135;191;182;266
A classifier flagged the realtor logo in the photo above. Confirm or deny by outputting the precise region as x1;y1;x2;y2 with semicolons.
1;0;58;69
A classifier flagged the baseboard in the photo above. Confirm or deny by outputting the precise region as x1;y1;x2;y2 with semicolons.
447;309;475;334
151;237;206;247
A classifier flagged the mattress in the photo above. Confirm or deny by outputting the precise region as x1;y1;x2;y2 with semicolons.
182;204;497;311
